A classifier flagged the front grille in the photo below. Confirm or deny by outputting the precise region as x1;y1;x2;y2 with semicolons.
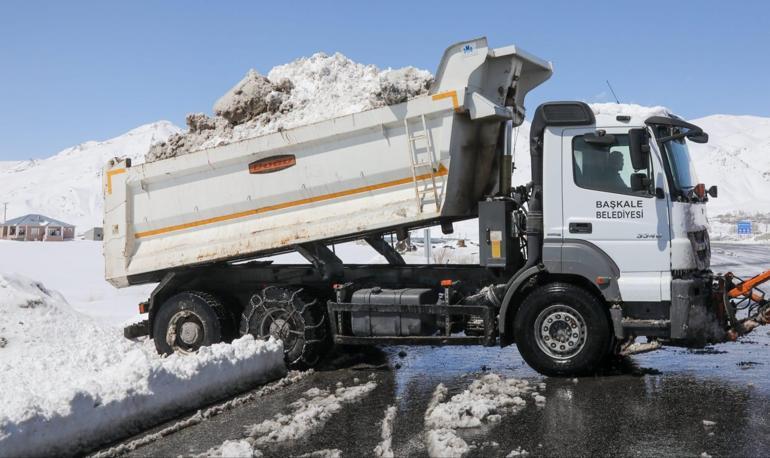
688;229;711;270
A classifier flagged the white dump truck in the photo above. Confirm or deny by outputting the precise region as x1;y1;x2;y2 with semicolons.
106;38;770;375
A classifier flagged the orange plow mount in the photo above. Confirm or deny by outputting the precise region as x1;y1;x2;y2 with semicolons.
722;270;770;340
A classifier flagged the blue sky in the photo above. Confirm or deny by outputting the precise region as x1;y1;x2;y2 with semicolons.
1;0;768;160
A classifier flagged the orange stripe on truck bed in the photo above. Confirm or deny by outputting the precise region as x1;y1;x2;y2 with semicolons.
106;168;126;195
431;90;461;112
133;165;448;239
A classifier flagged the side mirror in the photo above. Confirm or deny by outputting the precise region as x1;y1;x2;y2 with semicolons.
686;131;709;144
630;173;651;192
629;128;650;170
707;185;718;198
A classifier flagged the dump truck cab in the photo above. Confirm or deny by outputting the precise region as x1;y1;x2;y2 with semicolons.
499;101;723;361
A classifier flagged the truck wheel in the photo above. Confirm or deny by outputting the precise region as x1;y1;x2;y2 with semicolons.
153;291;235;355
513;282;611;376
240;286;328;368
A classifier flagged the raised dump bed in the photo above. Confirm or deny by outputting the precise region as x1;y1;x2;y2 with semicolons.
104;38;552;287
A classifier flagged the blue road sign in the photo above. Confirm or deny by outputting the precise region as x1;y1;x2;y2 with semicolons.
737;220;752;235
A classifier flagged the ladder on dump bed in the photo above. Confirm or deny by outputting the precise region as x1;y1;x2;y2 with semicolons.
404;114;442;213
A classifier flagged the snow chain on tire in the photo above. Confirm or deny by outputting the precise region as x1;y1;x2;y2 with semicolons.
240;286;328;368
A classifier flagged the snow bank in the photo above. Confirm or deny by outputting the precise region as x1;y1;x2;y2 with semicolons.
423;374;543;458
0;273;286;456
146;52;432;162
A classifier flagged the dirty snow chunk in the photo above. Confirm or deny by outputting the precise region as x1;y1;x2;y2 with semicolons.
425;374;533;429
425;383;449;419
534;394;546;405
506;447;530;457
426;428;470;458
247;381;377;445
372;67;433;106
205;439;260;457
297;450;342;458
374;405;397;458
424;375;537;458
703;419;717;427
0;273;286;457
620;340;663;356
214;70;293;125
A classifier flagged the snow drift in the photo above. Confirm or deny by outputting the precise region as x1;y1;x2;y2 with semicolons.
0;273;286;457
146;52;432;162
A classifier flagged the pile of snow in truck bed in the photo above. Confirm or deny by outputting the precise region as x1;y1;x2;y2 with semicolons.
146;52;433;162
0;273;286;456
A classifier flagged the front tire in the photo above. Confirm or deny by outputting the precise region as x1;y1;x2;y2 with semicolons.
514;282;611;376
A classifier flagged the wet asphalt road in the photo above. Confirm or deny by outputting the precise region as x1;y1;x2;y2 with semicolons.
104;243;770;457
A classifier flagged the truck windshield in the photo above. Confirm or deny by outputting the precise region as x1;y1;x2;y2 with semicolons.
661;136;699;191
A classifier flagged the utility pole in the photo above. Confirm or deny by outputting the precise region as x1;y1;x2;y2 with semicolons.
425;227;432;264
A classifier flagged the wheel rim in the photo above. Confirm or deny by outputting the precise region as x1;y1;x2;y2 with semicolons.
534;304;587;360
166;310;205;354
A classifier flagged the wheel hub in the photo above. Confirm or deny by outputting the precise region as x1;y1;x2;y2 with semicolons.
534;305;587;360
268;318;291;340
180;321;202;345
166;310;205;354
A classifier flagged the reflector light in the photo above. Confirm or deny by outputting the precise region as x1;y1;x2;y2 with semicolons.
440;279;453;287
695;183;706;198
138;301;149;314
249;154;296;174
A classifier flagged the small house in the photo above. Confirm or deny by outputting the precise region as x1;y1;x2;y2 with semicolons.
0;214;75;241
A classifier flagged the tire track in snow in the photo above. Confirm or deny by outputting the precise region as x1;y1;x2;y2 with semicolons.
200;379;378;457
91;370;311;457
373;405;397;458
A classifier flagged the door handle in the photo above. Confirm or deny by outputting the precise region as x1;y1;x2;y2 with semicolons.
569;222;592;234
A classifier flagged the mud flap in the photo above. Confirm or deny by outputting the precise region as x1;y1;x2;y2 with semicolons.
124;319;149;339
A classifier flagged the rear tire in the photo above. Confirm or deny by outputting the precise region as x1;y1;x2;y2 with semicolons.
240;286;329;368
513;282;611;376
153;291;235;355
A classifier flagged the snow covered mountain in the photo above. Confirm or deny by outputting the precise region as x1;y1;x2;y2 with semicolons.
0;121;181;230
688;114;770;215
1;109;769;234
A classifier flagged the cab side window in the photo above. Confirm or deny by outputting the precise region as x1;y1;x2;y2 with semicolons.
572;134;651;195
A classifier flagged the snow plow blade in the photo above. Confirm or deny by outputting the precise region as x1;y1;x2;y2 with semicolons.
722;270;770;340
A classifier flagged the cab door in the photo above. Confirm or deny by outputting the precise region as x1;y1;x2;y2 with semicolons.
561;128;671;302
